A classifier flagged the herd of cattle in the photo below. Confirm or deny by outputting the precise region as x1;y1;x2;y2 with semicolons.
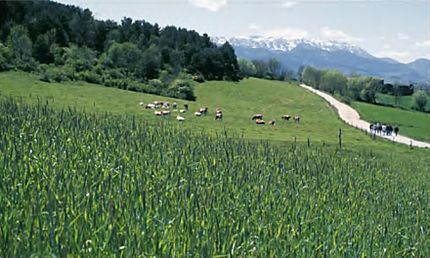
369;122;399;136
140;100;301;125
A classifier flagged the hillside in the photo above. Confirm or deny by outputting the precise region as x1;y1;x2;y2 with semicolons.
0;71;427;156
0;0;240;100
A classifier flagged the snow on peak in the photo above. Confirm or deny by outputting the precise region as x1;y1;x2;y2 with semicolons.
211;36;372;59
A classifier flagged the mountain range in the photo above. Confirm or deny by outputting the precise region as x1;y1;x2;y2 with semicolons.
212;36;430;84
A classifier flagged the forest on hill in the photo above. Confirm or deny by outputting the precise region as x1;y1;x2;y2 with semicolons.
0;0;241;100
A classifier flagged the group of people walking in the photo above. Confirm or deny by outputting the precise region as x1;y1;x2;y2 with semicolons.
369;122;399;136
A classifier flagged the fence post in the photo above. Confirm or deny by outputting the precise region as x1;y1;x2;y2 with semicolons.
307;137;310;148
338;128;342;149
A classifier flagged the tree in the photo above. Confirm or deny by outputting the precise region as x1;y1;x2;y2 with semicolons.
302;66;322;88
0;43;13;71
252;59;269;78
7;25;33;62
347;77;366;100
220;42;240;81
360;87;376;103
413;90;428;111
267;58;282;80
107;42;142;70
320;70;347;94
238;59;256;77
33;29;56;63
64;44;96;73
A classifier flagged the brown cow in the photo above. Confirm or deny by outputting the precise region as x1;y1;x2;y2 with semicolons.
255;119;265;125
294;116;300;123
269;120;276;125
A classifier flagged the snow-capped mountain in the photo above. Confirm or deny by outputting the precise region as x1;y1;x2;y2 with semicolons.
212;36;374;59
212;36;430;84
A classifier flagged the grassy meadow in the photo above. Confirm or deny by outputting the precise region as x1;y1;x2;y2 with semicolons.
0;71;427;157
1;99;430;256
352;101;430;142
375;93;430;112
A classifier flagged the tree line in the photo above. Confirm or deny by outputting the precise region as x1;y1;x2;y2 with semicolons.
0;1;241;100
238;58;296;81
300;66;428;111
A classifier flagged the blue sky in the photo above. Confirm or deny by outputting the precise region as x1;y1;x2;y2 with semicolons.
57;0;430;63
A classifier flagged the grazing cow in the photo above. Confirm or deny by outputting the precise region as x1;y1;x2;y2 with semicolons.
184;104;189;111
179;109;186;113
199;107;208;114
145;103;156;109
162;102;170;109
215;109;222;120
252;114;263;120
269;120;276;125
255;119;265;125
139;102;144;106
293;116;300;123
194;112;202;116
281;115;291;121
161;111;170;116
154;111;163;116
176;115;185;121
172;102;177;109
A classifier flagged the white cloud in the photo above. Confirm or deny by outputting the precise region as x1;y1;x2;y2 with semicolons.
248;24;261;30
282;1;298;8
263;27;309;39
382;43;391;49
188;0;227;11
320;27;363;43
416;40;430;48
375;50;411;62
397;33;410;40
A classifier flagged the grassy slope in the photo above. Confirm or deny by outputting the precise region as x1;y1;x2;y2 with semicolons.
0;71;428;157
376;93;430;112
352;101;430;142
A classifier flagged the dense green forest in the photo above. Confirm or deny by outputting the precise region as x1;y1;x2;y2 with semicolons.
0;0;241;100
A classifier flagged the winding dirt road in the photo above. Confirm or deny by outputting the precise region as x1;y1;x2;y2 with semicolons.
299;84;430;149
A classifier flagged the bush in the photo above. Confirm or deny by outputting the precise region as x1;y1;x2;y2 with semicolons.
77;70;102;84
192;73;205;83
39;65;68;82
166;80;196;101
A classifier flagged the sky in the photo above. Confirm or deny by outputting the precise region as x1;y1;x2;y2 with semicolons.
56;0;430;63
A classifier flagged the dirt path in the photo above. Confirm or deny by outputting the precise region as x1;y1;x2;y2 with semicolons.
300;84;430;149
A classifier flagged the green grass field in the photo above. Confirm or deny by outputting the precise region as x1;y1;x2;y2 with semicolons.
0;71;428;158
352;101;430;142
375;93;430;112
1;99;430;256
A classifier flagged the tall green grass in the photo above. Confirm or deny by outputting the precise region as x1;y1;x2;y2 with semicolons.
1;99;430;256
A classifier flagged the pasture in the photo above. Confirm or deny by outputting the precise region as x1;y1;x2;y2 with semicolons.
352;101;430;142
0;71;426;156
375;93;430;112
1;99;430;256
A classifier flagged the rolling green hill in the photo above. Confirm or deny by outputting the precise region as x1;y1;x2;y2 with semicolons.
0;71;427;156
